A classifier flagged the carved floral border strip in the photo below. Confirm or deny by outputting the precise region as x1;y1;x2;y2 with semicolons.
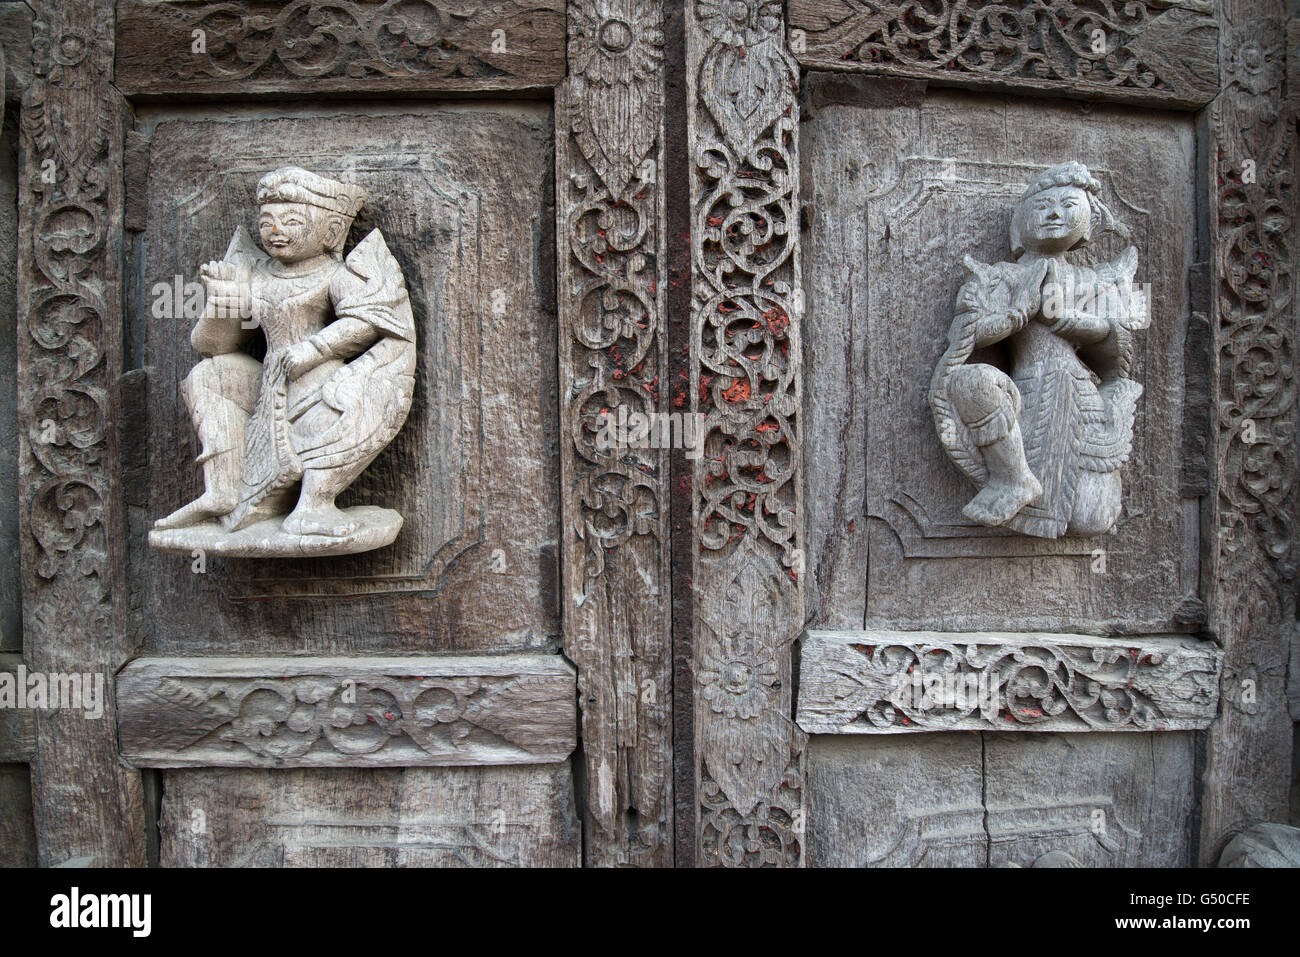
797;631;1223;734
558;0;672;866
1199;1;1298;860
787;0;1220;107
688;0;807;867
18;0;151;865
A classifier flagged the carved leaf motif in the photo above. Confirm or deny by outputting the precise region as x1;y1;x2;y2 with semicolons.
568;0;664;198
573;74;658;199
699;39;791;161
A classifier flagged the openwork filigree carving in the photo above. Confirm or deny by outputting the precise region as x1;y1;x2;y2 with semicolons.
689;0;805;867
563;0;665;591
558;0;671;865
797;631;1223;734
789;0;1219;106
699;744;804;867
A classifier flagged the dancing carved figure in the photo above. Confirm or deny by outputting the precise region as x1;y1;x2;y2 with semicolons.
150;167;417;557
930;162;1150;539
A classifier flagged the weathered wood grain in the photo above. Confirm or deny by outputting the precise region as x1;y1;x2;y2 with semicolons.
788;0;1220;109
0;2;31;106
159;764;580;866
0;762;36;866
132;105;560;653
801;82;1200;635
115;0;565;98
806;730;1198;866
687;0;807;866
17;0;148;867
797;630;1222;733
557;1;673;866
0;655;33;762
1198;0;1299;863
118;655;577;768
0;96;18;653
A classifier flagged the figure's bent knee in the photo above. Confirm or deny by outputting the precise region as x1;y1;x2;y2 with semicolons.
949;364;1014;422
183;352;261;413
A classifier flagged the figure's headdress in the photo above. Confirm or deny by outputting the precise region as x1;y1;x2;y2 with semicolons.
257;167;366;218
1010;161;1127;257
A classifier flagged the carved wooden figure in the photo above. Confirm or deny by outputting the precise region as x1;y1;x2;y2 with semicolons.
930;162;1150;538
150;167;417;557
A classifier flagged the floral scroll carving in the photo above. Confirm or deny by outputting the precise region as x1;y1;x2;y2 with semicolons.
20;11;119;591
797;631;1223;734
114;0;565;94
116;657;577;767
1211;21;1296;595
788;0;1220;107
689;0;806;867
18;0;152;865
558;0;671;865
1199;2;1297;861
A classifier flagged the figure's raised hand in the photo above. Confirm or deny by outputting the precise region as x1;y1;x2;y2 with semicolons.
200;260;248;321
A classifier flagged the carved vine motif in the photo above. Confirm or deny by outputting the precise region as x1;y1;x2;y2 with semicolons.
563;0;665;591
690;0;804;866
137;673;566;762
790;0;1219;101
559;0;671;866
796;633;1223;733
698;750;804;867
20;7;118;589
1212;20;1296;592
153;0;563;83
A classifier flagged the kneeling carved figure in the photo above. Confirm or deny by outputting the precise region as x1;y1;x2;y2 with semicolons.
930;161;1150;539
150;167;417;557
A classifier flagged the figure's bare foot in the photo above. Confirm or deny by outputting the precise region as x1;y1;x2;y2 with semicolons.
963;474;1042;526
281;504;360;538
154;491;235;530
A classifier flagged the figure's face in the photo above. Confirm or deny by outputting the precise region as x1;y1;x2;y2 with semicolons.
257;202;327;263
1021;185;1090;253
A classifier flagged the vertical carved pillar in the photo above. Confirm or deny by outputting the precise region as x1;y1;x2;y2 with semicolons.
1200;0;1298;862
557;0;672;866
17;0;147;865
686;0;806;866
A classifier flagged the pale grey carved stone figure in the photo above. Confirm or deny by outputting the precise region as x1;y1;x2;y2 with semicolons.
930;162;1149;538
150;167;417;557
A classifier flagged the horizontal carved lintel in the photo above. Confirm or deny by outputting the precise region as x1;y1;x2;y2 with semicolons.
797;630;1222;733
118;655;577;767
115;0;566;97
788;0;1220;109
